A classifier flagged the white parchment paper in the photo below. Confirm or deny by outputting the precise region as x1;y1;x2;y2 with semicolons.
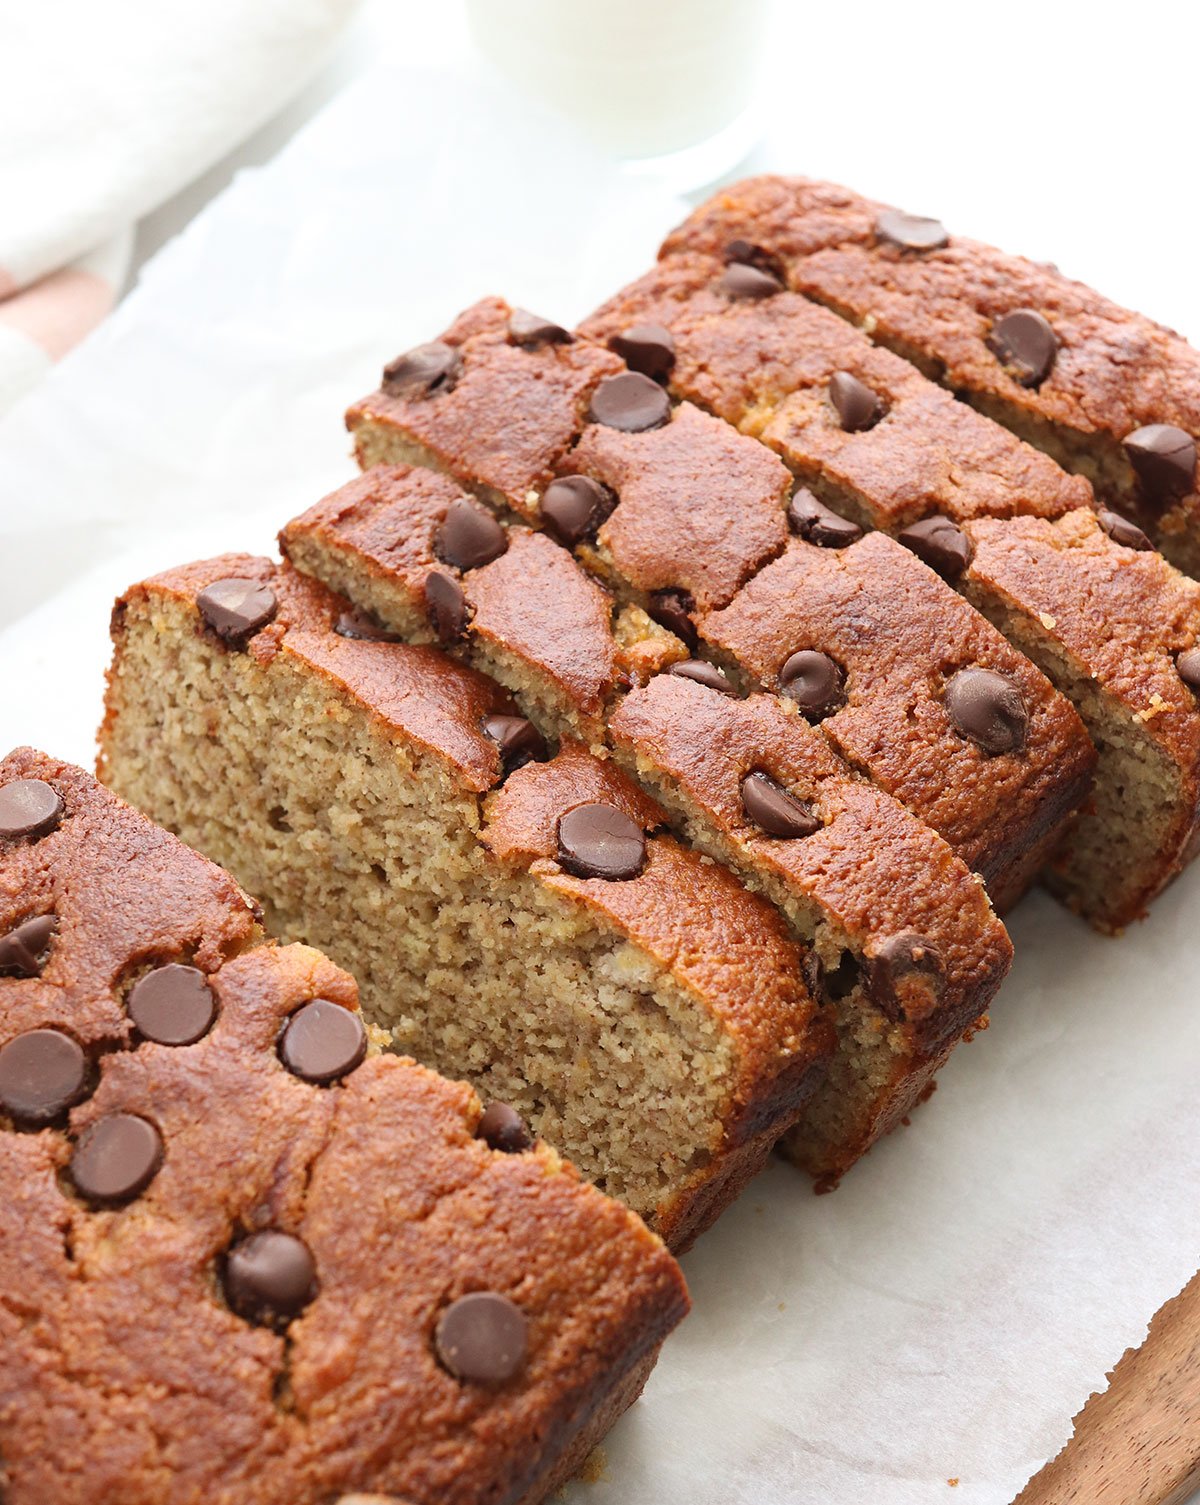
2;61;1199;1505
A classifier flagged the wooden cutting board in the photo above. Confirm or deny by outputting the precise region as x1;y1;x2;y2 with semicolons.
1015;1269;1200;1504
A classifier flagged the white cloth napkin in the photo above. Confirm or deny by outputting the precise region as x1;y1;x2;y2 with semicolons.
0;0;357;416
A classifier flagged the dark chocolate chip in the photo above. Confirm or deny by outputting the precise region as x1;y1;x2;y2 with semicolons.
475;1101;533;1153
508;308;572;347
829;371;884;432
0;1029;88;1125
334;607;405;642
435;1291;527;1384
482;714;547;771
987;309;1058;387
557;802;647;881
647;589;697;651
588;372;671;432
1096;509;1153;551
0;913;58;978
868;932;945;1020
787;489;863;547
609;324;676;381
720;262;783;300
435;498;508;571
127;963;217;1046
197;578;278;644
224;1230;317;1328
540;476;614;547
779;650;845;720
1176;648;1200;692
69;1113;163;1205
382;341;463;399
425;570;470;644
0;779;63;840
800;949;824;1000
665;659;737;695
1124;424;1197;504
897;515;974;580
723;239;782;275
944;668;1027;754
740;771;820;839
875;209;949;252
278;999;367;1084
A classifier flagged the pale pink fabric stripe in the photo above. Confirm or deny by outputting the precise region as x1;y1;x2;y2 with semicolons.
0;266;115;361
0;268;16;299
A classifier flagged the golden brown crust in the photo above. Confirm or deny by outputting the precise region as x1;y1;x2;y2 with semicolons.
347;298;623;510
700;532;1096;906
660;176;1200;552
481;740;835;1158
580;254;1092;528
0;754;689;1505
565;402;792;610
607;676;1011;1053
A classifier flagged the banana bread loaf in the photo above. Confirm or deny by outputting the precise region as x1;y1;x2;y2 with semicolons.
281;467;1013;1183
659;175;1200;576
99;560;833;1249
0;748;688;1505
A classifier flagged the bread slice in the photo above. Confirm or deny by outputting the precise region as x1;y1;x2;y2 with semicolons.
659;175;1200;576
282;464;1013;1184
581;250;1200;932
345;299;1094;911
100;560;832;1250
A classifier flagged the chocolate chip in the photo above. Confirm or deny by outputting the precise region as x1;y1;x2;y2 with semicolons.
875;209;949;252
723;239;782;276
740;772;820;839
719;262;783;300
787;489;862;547
665;659;737;695
609;324;676;381
987;309;1058;387
382;341;463;399
897;515;974;580
278;999;367;1084
868;932;944;1020
647;589;697;651
476;1101;533;1153
425;570;470;644
197;578;278;644
944;668;1027;754
508;309;572;347
127;964;217;1046
334;607;405;642
482;714;547;771
1176;648;1200;692
540;476;615;547
435;1292;527;1383
0;779;63;840
779;650;845;720
435;498;508;571
829;371;884;432
588;372;671;432
1124;424;1197;504
224;1230;317;1327
801;950;824;1000
1096;509;1153;552
0;914;58;978
0;1029;88;1125
557;802;646;881
69;1113;163;1205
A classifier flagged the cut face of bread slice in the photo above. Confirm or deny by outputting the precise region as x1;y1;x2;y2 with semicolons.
100;559;832;1250
580;252;1091;531
658;175;1200;577
345;300;1094;912
281;465;1013;1184
0;749;687;1505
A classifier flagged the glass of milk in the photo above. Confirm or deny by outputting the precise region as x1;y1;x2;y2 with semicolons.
465;0;768;187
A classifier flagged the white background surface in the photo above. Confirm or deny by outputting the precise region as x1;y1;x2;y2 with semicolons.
4;3;1200;1501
